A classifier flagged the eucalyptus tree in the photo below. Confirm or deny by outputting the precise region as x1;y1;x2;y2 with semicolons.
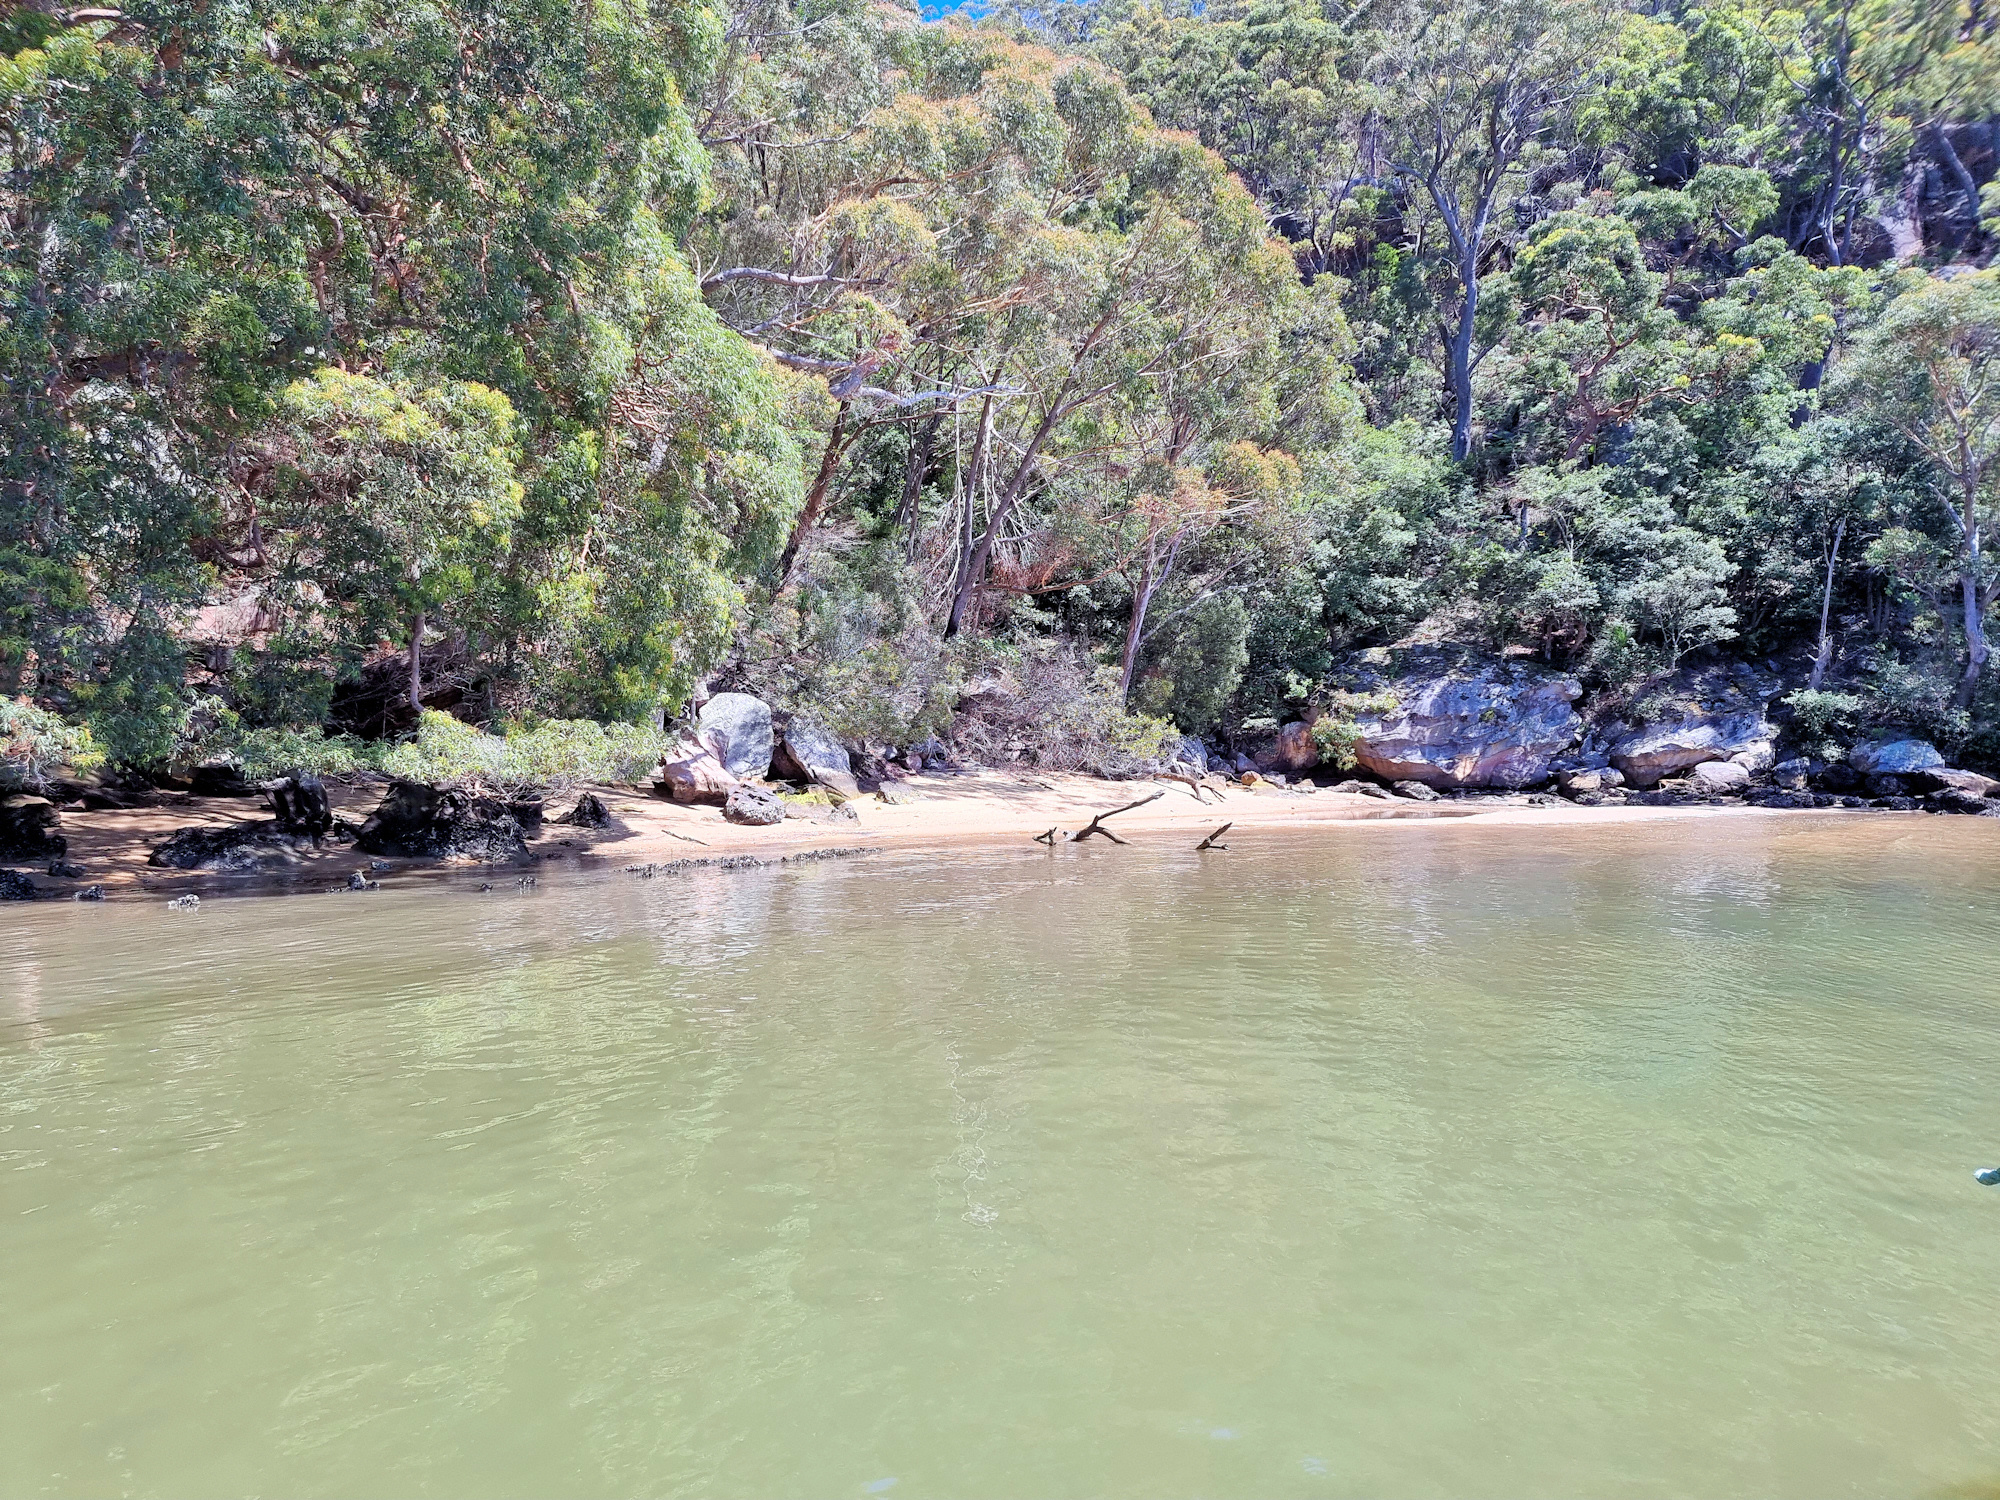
1842;270;2000;710
1369;0;1621;463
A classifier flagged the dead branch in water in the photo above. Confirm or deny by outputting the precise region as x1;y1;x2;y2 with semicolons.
1070;790;1163;843
1195;822;1232;851
1032;827;1059;845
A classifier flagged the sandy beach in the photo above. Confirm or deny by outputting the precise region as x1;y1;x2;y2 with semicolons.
12;768;1814;902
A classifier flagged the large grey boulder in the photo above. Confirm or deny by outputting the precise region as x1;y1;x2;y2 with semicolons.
1849;738;1945;775
772;716;857;796
1613;711;1775;786
1171;736;1210;774
1339;654;1583;789
723;783;785;826
1606;666;1782;787
697;693;774;779
1690;760;1751;793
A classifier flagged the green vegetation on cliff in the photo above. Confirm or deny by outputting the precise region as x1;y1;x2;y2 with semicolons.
3;0;1998;779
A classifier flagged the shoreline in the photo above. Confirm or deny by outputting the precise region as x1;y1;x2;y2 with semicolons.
2;768;1916;905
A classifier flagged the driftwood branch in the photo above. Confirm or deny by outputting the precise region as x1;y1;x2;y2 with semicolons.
1196;822;1232;851
1157;770;1222;803
1032;827;1059;845
1070;790;1163;843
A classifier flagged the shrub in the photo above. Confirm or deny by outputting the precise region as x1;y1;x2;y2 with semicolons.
1307;689;1399;772
377;711;667;794
1782;689;1864;759
953;640;1178;777
0;699;102;789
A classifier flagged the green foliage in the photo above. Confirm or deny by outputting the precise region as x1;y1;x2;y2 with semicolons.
1783;689;1864;758
378;712;668;794
8;0;2000;774
0;699;101;789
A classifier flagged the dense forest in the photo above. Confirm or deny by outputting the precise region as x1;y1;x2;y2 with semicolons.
3;0;1998;786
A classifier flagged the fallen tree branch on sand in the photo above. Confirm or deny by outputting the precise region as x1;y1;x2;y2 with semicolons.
1157;770;1223;803
1070;790;1163;843
1196;822;1231;851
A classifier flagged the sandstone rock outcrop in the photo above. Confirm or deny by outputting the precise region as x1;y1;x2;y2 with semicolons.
1337;653;1583;789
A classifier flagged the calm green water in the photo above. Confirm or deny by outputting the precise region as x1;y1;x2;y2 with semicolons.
5;816;2000;1499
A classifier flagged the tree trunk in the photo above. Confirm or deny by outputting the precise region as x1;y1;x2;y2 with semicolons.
776;401;853;586
408;610;425;714
1809;516;1846;691
1929;122;1983;239
1118;561;1158;704
1954;566;1988;710
896;414;941;561
945;394;1067;638
1447;266;1478;463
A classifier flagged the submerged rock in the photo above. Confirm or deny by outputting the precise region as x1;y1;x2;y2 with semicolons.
698;693;775;779
1335;651;1583;789
354;781;530;862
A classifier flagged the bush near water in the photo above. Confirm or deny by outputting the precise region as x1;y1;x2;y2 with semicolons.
5;0;2000;790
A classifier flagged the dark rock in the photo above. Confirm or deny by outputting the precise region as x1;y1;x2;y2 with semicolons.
556;792;613;828
1391;780;1440;801
1922;788;1991;815
190;759;259;798
1;793;66;861
772;717;849;782
355;781;530;862
1871;795;1922;811
46;859;84;879
722;783;785;826
506;799;545;830
1772;757;1815;790
1906;767;2000;798
345;870;379;890
1744;788;1824;812
73;884;104;901
0;868;37;900
1169;735;1210;774
697;693;774;779
267;772;333;836
1840;795;1867;808
1864;773;1910;799
1811;762;1865;794
149;821;317;872
1330;779;1394;800
166;894;200;912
